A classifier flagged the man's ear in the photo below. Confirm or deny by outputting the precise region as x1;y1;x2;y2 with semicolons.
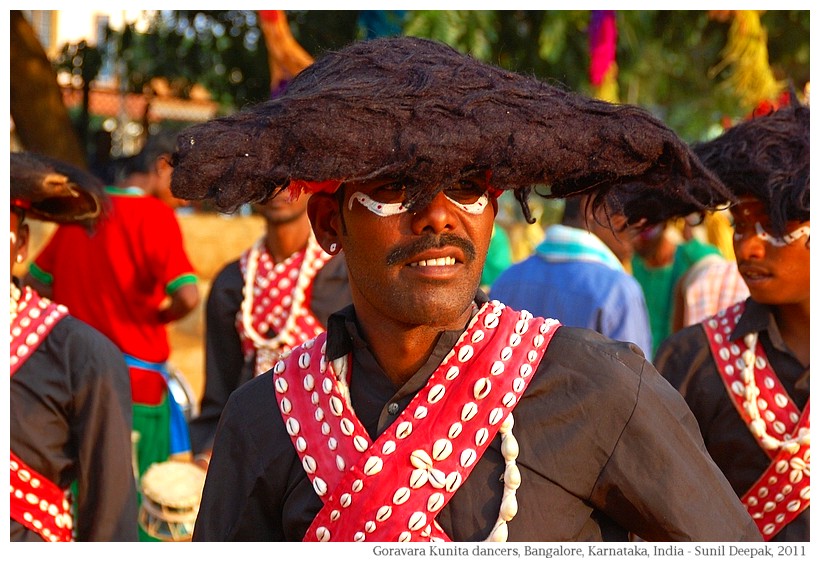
307;192;343;254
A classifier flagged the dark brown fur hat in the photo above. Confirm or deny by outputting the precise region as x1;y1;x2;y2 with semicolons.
692;100;809;236
171;36;731;225
10;152;107;224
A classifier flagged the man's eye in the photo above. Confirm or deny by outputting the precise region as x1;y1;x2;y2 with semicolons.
370;183;405;204
445;181;486;204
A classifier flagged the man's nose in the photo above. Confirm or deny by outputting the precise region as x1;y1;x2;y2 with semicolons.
733;229;766;261
410;191;456;235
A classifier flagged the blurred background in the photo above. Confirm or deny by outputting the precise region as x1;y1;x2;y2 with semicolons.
8;9;811;397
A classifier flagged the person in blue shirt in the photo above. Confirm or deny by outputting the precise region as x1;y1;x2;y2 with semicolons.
490;194;652;358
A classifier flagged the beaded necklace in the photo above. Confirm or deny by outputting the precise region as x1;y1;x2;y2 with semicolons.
739;332;809;454
239;235;329;371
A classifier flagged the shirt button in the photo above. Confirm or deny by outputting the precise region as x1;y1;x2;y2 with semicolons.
387;402;399;415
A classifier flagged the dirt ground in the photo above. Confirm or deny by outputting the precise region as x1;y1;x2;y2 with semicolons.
19;213;265;404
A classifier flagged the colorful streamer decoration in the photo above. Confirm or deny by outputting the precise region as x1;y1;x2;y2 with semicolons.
709;10;785;113
588;10;619;103
258;10;314;98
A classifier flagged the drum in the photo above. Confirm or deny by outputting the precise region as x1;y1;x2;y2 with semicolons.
167;365;199;421
138;460;206;542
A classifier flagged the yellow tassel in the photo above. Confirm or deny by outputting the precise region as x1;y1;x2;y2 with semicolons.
593;63;620;103
709;10;784;111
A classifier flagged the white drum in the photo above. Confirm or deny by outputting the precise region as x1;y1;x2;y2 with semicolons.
138;460;206;541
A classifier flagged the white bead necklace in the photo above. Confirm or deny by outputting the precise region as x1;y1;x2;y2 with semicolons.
332;353;521;542
10;281;22;328
240;235;324;354
740;332;810;454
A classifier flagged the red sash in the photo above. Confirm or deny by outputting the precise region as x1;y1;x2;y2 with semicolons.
10;286;73;542
238;236;332;374
703;302;810;540
10;451;73;542
274;301;560;541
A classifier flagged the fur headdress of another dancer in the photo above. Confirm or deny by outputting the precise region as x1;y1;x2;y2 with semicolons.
692;94;809;237
171;36;732;226
11;151;108;225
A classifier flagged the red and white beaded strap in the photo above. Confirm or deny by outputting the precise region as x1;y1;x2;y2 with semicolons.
741;403;809;540
703;302;810;539
238;236;331;373
10;451;73;542
274;301;559;542
10;286;68;376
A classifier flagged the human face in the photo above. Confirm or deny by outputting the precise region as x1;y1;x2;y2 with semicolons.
730;196;810;307
254;191;310;226
318;177;497;330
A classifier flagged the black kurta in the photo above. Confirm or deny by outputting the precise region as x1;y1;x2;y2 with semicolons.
654;298;810;541
10;313;139;541
189;253;350;455
193;293;758;542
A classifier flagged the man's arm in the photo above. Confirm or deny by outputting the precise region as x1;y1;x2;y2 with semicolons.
158;281;199;323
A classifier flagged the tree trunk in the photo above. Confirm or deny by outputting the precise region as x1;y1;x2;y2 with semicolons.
10;10;86;167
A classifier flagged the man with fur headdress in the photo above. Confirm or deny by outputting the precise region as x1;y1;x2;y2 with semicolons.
172;36;758;542
10;152;138;541
655;100;810;541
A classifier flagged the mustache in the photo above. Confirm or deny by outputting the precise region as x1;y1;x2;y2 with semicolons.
385;233;477;266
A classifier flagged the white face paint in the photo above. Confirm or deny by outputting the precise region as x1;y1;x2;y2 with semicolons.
10;231;17;245
349;191;490;217
735;223;811;247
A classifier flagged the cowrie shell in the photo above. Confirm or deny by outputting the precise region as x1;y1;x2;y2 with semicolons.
354;435;369;452
501;434;519;460
484;313;499;329
461;402;478;422
428;384;446;404
489;408;504;425
295;436;307;452
444;471;462;492
500;413;515;432
327;436;338;450
393;487;411;505
303;374;315;391
448;422;463;439
302;455;317;474
432;439;453;461
410;449;433;469
311;391;320;405
446;366;460;380
471;330;485;343
458;345;474;363
377;505;393;521
490;361;505;376
274;378;288;393
396;421;413;439
428;493;445;512
399;531;412;542
280;397;292;414
382;440;397;455
475;427;489;446
474;378;491;400
286;418;300;436
364;456;384;476
504;464;521;489
508;333;521;347
409;468;429;488
428;468;446;489
322;378;333;394
533;334;545;347
340;418;355;435
500;494;518;521
512;377;526;393
340;493;352;507
316;527;330;541
352;479;364;493
502;392;517;408
500;347;513;361
314;407;324;421
329;396;344;416
299;352;311;369
460;449;477;468
313;477;328;496
414;406;428;419
365;521;376;533
354;531;365;541
336;455;346;471
515;319;529;335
